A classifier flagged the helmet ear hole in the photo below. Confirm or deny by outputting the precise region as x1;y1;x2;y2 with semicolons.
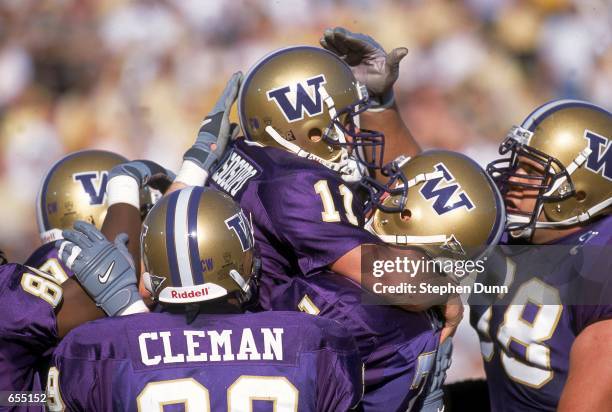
576;191;586;202
308;128;323;142
400;209;412;221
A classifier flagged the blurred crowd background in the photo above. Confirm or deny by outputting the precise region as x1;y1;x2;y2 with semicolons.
0;0;610;382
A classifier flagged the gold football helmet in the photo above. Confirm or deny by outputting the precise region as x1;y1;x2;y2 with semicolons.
487;100;612;237
141;186;257;305
36;150;129;244
367;150;505;260
238;46;384;180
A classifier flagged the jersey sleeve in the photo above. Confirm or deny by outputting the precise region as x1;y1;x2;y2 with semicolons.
571;232;612;333
49;322;118;412
50;351;110;411
313;319;364;411
0;264;61;391
259;171;380;276
0;264;60;352
24;243;73;283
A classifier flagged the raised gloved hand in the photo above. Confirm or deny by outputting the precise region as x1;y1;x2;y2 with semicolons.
320;27;407;110
110;160;175;190
176;71;243;187
56;221;146;316
106;160;174;209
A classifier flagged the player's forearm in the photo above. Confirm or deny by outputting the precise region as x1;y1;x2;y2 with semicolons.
56;278;105;337
558;319;612;412
101;203;142;274
331;244;449;308
361;101;421;182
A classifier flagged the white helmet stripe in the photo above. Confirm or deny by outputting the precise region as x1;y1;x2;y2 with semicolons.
174;186;195;287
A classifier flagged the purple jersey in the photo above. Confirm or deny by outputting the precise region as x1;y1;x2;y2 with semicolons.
209;138;379;307
470;216;612;411
0;264;61;411
268;271;441;411
210;139;440;411
50;311;363;411
24;242;72;284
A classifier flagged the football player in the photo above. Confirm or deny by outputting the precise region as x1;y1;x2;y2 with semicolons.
157;31;462;410
49;187;364;411
471;100;612;411
25;150;129;283
365;149;507;411
0;152;171;405
25;150;165;279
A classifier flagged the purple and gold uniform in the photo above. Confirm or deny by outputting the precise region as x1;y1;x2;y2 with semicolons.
270;272;441;411
210;139;378;304
210;139;440;411
0;264;62;411
24;243;72;284
471;216;612;411
49;311;363;412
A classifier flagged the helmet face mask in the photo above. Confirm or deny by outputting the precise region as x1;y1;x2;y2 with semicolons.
486;100;612;239
361;155;411;214
487;126;577;235
239;46;385;179
324;90;385;171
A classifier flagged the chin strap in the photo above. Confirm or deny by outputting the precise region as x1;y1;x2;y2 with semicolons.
264;125;352;173
263;85;366;179
364;217;449;245
542;146;592;197
508;196;612;239
40;228;64;244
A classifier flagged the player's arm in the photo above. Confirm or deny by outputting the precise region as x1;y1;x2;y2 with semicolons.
331;244;463;342
558;319;612;411
267;173;461;338
168;72;242;194
360;103;420;167
55;278;104;337
103;159;175;270
320;26;421;181
57;221;145;318
56;160;174;335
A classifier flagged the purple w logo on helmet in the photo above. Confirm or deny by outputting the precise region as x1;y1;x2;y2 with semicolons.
584;130;612;181
419;163;475;215
72;171;109;205
266;74;327;123
225;211;254;252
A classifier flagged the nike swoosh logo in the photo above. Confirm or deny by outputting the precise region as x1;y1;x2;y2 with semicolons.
98;261;115;284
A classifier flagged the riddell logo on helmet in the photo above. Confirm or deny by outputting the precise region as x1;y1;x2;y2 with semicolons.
170;287;210;299
266;74;327;123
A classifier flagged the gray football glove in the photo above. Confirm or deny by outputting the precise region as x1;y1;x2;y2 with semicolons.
420;338;453;412
183;71;243;172
56;221;141;316
320;27;408;109
109;160;175;193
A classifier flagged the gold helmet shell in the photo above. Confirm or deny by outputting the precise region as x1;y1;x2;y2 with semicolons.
36;150;128;244
141;186;255;304
369;150;505;260
238;46;382;177
487;100;612;236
